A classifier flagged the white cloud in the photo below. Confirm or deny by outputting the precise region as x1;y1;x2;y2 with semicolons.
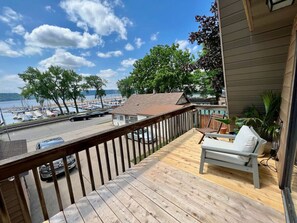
45;5;55;12
60;0;131;39
0;41;22;57
22;46;42;56
12;24;26;35
24;24;102;49
0;7;23;26
97;50;122;58
39;49;95;69
175;39;199;54
175;40;190;51
5;38;15;45
81;51;91;57
124;43;134;51
97;69;117;78
0;74;24;93
134;38;144;48
150;32;159;41
121;58;136;68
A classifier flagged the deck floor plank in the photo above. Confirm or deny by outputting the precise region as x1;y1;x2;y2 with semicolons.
112;177;180;223
118;173;201;223
48;130;284;223
86;191;120;223
104;181;160;223
75;197;103;223
130;158;283;223
63;204;84;223
96;185;140;223
48;211;66;223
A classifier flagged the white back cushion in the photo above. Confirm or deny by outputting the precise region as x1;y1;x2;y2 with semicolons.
233;125;257;153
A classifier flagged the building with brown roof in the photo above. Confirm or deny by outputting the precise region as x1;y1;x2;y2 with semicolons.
111;92;190;126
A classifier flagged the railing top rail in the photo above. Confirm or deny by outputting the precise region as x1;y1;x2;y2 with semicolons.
0;105;195;181
193;104;228;110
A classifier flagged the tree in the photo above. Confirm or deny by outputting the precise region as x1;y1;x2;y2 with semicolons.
189;2;224;101
84;76;107;108
117;76;135;98
19;67;65;114
47;66;70;114
127;44;194;94
66;70;85;113
19;66;86;115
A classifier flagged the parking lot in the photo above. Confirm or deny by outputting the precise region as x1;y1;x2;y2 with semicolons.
1;115;124;222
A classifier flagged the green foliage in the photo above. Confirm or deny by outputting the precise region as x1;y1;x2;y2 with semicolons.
189;2;224;101
236;91;281;141
19;66;88;114
192;69;219;98
84;75;107;108
118;44;195;95
117;76;135;98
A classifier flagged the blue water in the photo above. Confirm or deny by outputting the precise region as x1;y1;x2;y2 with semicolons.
0;93;121;125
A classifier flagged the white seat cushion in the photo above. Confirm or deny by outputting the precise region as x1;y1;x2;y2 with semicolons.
203;138;247;165
233;125;257;153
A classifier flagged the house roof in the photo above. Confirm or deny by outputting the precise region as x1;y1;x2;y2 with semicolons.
111;92;190;116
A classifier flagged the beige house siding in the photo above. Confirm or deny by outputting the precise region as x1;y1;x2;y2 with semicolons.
277;17;297;186
218;0;297;116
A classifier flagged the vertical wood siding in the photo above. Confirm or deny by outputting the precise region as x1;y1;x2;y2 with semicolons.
218;0;297;116
277;17;297;187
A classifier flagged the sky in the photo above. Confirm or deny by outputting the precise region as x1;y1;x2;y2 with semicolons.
0;0;213;93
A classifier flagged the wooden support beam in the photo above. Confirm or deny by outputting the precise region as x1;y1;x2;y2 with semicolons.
242;0;254;32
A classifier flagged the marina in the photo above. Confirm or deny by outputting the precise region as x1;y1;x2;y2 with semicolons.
0;94;124;125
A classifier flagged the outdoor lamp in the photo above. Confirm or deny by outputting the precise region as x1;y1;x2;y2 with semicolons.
266;0;295;11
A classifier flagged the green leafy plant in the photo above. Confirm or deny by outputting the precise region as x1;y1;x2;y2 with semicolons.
236;91;281;141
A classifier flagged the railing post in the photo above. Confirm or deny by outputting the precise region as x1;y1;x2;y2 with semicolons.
0;183;11;223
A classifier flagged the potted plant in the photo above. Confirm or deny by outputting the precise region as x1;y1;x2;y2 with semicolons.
236;90;281;156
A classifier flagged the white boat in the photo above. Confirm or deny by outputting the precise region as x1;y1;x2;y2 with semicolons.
22;113;33;122
33;110;43;118
46;110;56;117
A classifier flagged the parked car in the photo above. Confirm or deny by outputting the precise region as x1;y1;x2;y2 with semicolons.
36;137;76;181
127;129;156;143
87;110;105;118
69;113;90;122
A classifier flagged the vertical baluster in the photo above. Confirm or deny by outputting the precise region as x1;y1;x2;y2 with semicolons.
158;122;162;149
125;134;131;168
104;142;112;181
165;119;169;144
95;145;104;185
137;129;142;162
62;157;75;204
131;133;137;165
146;126;151;155
119;136;125;173
85;148;95;191
162;120;165;146
141;128;146;158
75;153;86;196
14;175;31;223
154;123;158;150
170;117;173;141
32;168;49;220
0;186;10;223
199;109;202;128
49;161;63;211
112;139;119;176
150;125;155;153
175;115;178;137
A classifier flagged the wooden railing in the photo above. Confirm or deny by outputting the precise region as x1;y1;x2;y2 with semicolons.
0;104;227;222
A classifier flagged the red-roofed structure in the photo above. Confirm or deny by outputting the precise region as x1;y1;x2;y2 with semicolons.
111;92;190;125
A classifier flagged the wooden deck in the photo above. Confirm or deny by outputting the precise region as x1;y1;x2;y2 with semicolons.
48;130;284;223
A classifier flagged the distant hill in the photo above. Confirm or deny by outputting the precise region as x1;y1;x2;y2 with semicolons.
0;93;21;102
0;90;120;102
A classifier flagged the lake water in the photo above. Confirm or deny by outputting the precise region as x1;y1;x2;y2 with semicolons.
0;94;121;125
